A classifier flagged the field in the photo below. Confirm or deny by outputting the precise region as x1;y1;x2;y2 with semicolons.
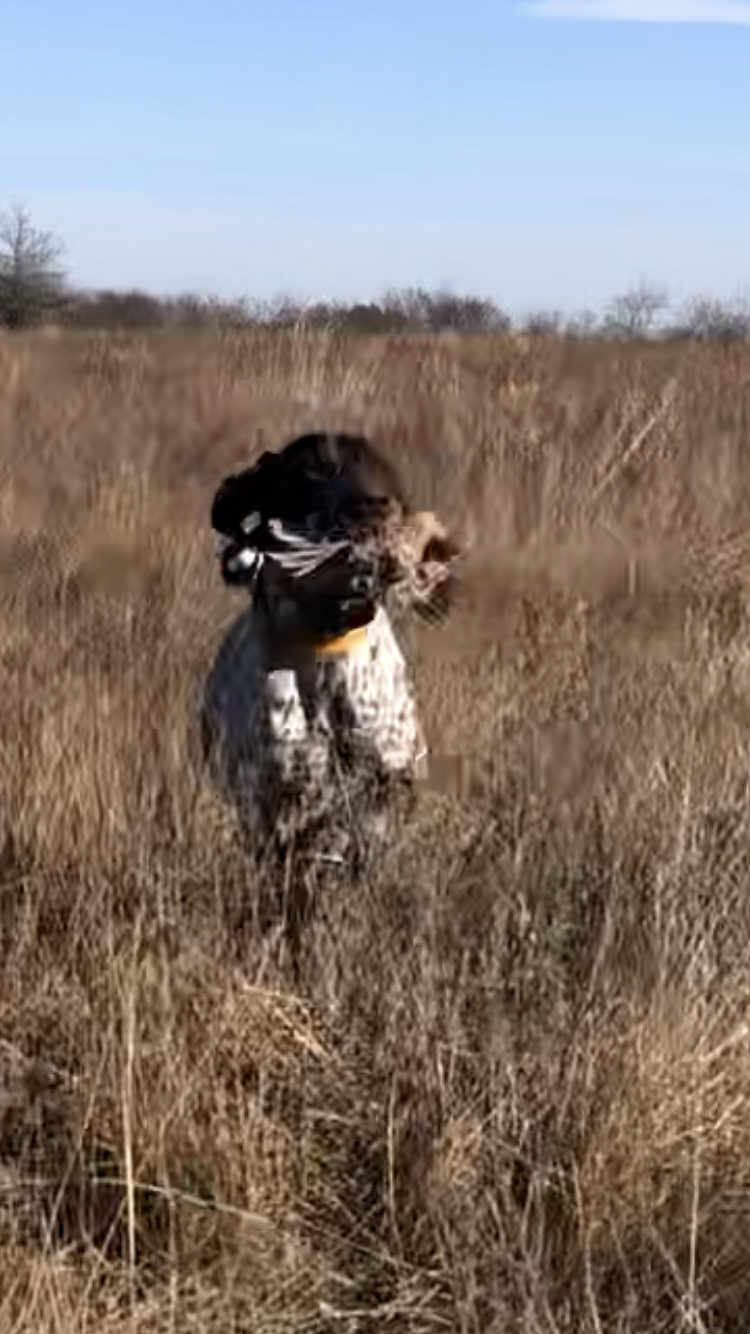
3;328;750;1332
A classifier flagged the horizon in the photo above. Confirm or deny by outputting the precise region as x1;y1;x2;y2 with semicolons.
35;275;750;334
3;0;750;316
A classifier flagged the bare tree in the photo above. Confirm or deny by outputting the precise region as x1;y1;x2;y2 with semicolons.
564;308;601;339
521;308;564;337
380;286;510;334
603;281;669;339
0;201;68;329
672;294;750;344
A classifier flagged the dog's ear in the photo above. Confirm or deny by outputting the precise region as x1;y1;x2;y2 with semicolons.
210;453;280;536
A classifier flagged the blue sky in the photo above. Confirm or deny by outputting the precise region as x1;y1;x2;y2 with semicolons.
2;0;750;315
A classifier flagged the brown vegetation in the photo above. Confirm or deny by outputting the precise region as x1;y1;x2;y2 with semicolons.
2;328;750;1330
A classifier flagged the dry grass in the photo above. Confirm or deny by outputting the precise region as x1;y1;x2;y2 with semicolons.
3;328;750;1330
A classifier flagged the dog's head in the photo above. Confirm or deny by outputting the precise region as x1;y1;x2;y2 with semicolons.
212;431;412;540
270;432;412;529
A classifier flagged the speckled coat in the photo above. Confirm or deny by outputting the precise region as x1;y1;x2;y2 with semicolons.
201;513;456;875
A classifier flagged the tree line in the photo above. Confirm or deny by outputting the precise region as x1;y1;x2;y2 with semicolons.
2;199;750;342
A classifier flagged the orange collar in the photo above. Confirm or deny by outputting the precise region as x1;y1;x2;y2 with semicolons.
313;625;370;657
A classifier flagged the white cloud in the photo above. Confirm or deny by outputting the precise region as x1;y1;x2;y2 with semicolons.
521;0;750;21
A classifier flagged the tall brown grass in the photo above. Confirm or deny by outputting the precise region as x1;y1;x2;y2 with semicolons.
3;327;750;1330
